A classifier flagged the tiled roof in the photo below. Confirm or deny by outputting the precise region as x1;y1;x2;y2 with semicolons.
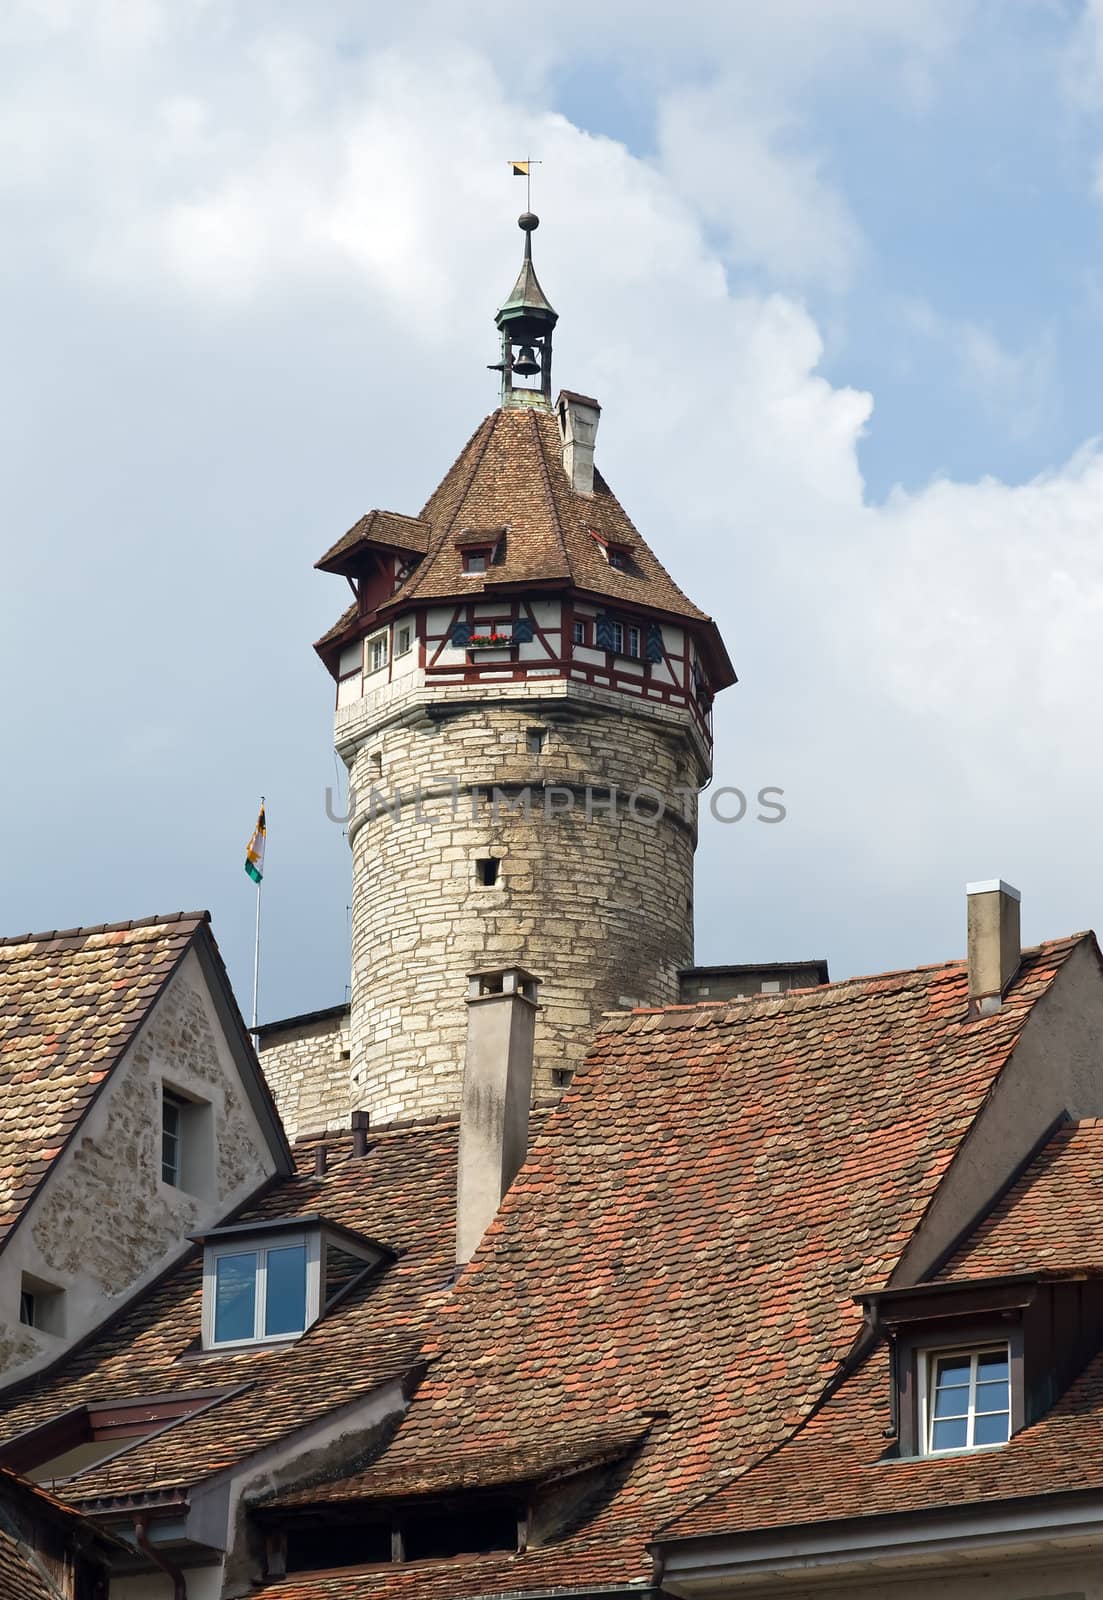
661;1106;1103;1545
0;1528;54;1600
271;1417;653;1507
937;1115;1103;1280
316;512;431;576
0;913;206;1244
257;937;1080;1596
316;406;734;683
0;1465;119;1599
658;1333;1103;1545
0;1126;460;1506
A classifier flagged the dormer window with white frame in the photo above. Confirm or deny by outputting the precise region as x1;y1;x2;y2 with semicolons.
920;1345;1010;1453
198;1217;393;1351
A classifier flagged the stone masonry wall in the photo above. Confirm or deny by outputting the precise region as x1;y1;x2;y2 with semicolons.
257;1010;351;1143
346;687;707;1125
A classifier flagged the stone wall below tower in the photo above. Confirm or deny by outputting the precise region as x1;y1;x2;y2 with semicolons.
256;1007;351;1142
346;685;705;1127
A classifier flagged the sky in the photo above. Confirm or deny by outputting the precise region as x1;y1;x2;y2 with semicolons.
5;0;1103;1020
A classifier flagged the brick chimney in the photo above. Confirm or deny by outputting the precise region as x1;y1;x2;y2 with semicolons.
967;880;1021;1016
556;391;601;496
456;967;541;1266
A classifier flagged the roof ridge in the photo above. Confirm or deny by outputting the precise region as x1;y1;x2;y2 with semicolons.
598;933;1090;1034
402;412;499;605
0;911;209;950
531;405;572;569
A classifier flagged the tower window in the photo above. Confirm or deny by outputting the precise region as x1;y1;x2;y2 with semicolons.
476;858;500;887
366;630;389;675
395;624;412;657
463;552;488;574
609;620;624;654
572;620;587;646
525;728;545;755
627;625;641;659
607;548;628;570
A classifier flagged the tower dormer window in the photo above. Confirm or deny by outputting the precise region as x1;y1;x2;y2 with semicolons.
464;551;488;574
366;630;389;675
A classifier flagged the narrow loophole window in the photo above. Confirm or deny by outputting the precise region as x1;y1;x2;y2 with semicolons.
525;728;545;755
476;859;500;887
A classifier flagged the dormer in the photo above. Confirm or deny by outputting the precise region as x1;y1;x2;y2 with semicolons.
860;1271;1103;1458
195;1215;393;1351
589;528;634;572
455;525;506;576
315;511;431;614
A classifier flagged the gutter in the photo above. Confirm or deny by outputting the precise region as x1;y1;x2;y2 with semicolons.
134;1512;187;1600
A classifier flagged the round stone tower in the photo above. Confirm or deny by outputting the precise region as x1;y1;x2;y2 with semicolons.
314;215;735;1126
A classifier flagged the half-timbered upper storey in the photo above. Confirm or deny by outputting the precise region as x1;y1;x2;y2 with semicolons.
313;217;734;762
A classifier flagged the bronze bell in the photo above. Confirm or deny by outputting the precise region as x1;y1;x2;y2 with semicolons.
512;344;541;377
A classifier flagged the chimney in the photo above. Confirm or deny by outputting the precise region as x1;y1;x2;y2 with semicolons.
966;880;1021;1015
456;967;541;1266
556;391;601;496
351;1109;370;1157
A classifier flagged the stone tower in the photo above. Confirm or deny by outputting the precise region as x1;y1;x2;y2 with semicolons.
313;215;735;1127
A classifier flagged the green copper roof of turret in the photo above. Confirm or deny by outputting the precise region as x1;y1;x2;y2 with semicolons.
495;213;558;333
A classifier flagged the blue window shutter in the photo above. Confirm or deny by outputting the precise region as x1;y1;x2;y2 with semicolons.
451;621;472;648
595;614;615;650
513;616;534;644
646;623;664;663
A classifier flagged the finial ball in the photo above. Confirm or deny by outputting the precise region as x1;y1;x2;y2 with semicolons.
518;212;540;233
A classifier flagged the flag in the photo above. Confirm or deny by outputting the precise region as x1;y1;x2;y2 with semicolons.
510;160;530;176
244;804;266;885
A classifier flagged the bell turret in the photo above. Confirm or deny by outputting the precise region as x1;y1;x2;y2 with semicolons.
491;213;558;408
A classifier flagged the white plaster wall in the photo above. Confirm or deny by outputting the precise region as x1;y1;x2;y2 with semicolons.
0;947;278;1382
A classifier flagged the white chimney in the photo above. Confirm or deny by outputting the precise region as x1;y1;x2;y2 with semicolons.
556;390;601;496
966;880;1021;1015
455;967;541;1266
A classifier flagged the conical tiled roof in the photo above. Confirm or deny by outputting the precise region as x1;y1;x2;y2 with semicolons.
316;406;734;685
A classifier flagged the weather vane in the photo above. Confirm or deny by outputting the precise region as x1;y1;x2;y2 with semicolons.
509;157;541;213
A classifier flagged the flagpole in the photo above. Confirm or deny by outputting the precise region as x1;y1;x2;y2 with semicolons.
251;874;262;1036
250;794;264;1039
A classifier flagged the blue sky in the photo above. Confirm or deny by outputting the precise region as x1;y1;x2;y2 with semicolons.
5;0;1103;1020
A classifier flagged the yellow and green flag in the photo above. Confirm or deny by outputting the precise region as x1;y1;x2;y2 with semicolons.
244;803;266;885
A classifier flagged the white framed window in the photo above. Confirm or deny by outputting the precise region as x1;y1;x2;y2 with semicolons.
203;1232;322;1350
395;624;413;657
920;1345;1010;1453
572;620;586;646
366;630;389;675
609;620;624;654
627;625;641;659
